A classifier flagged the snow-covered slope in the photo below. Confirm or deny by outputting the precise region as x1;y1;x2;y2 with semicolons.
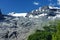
8;12;27;17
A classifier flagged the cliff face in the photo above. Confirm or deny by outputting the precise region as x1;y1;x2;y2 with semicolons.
0;6;60;40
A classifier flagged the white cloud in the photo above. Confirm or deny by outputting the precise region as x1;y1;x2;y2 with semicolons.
33;2;39;5
57;0;60;5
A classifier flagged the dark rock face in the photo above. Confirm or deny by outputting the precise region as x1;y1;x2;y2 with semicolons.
0;9;5;20
47;12;56;16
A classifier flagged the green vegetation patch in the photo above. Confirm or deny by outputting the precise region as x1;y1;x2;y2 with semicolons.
27;20;60;40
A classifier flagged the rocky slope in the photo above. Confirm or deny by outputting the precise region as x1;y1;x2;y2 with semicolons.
0;6;60;40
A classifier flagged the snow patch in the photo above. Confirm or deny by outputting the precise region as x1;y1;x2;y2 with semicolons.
8;12;27;17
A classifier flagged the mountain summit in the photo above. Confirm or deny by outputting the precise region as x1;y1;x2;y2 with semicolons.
26;6;60;19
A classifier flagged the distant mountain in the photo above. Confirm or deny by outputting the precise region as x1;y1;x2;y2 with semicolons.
0;6;60;40
7;6;60;19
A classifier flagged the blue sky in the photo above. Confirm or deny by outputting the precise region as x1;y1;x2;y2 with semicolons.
0;0;59;14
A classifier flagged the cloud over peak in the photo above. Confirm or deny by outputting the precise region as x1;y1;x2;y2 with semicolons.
33;2;39;5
